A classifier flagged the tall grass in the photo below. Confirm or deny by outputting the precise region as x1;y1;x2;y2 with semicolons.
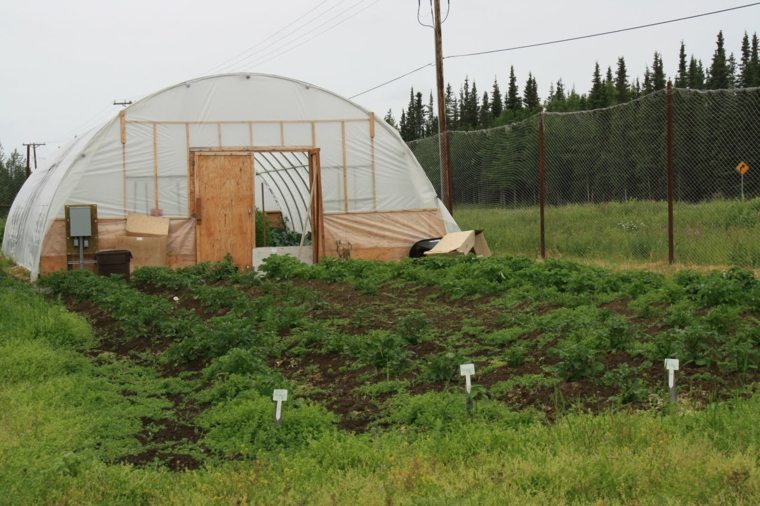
455;198;760;269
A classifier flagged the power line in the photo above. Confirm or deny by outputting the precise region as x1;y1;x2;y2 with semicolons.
417;0;433;28
349;63;434;99
445;2;760;60
237;0;379;70
348;2;760;99
205;0;343;75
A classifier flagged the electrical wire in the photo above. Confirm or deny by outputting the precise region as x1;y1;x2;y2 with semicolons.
241;0;379;69
445;2;760;60
205;0;347;75
417;0;434;28
349;2;760;99
441;0;451;24
349;63;434;99
418;0;451;28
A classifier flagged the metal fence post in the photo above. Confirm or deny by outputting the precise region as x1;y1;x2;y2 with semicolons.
666;81;675;264
538;109;546;259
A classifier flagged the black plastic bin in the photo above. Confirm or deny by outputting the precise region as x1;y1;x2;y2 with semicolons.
95;249;132;281
409;237;442;258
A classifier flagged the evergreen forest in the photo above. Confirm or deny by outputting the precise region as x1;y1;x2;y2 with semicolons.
391;31;760;141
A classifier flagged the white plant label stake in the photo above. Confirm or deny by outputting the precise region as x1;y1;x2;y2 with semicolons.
460;363;475;415
273;389;288;427
460;363;475;393
664;359;679;403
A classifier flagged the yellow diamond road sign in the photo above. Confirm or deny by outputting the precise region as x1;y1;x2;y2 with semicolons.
736;161;750;175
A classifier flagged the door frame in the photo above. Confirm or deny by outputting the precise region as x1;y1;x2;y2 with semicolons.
189;147;324;265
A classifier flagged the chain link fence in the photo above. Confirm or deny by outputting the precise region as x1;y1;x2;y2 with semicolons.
409;86;760;268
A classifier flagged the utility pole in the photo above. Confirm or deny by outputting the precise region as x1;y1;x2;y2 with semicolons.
433;0;453;213
22;142;45;176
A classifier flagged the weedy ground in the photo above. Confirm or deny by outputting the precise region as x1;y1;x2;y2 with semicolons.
1;254;759;504
456;198;760;269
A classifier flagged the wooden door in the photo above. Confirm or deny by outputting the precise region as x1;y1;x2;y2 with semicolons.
194;153;254;268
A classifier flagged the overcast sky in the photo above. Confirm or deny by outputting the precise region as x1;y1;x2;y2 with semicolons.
1;0;756;163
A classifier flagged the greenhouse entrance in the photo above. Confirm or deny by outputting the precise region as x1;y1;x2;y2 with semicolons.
190;147;323;269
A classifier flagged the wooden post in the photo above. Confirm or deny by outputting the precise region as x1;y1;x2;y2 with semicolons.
538;108;546;259
433;0;453;213
261;182;267;247
666;81;675;264
25;144;31;178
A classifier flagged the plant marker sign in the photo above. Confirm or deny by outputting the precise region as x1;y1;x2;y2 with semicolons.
460;363;475;415
273;389;288;427
460;363;475;394
664;359;679;403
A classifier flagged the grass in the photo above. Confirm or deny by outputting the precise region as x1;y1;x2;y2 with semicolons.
2;255;760;503
455;198;760;269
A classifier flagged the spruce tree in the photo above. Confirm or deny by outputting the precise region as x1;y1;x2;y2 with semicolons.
675;41;688;87
651;52;666;91
643;66;653;94
727;53;738;88
751;33;760;86
384;109;397;128
399;110;409;140
444;83;458;129
490;78;503;119
506;66;521;112
604;66;616;106
426;92;438;136
554;79;566;101
523;73;540;111
615;57;629;103
708;30;729;89
589;62;605;108
413;91;425;139
630;78;641;99
688;57;705;89
740;32;751;87
479;91;492;128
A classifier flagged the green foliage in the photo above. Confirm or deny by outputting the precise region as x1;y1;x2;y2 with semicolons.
258;254;312;280
4;251;760;503
393;309;431;344
199;396;336;457
204;348;268;378
505;343;528;367
602;364;649;404
422;351;464;384
554;336;604;381
381;392;541;431
0;148;27;218
352;330;409;376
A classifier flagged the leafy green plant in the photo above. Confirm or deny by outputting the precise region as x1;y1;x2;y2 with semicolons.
505;343;528;367
422;351;464;384
602;364;649;404
554;336;604;381
353;330;409;377
394;309;431;344
380;392;542;431
199;395;336;457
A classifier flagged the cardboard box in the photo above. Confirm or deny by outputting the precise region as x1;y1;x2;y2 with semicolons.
114;235;168;271
424;230;491;257
126;213;169;237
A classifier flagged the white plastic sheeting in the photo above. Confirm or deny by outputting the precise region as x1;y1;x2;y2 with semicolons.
3;73;458;278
